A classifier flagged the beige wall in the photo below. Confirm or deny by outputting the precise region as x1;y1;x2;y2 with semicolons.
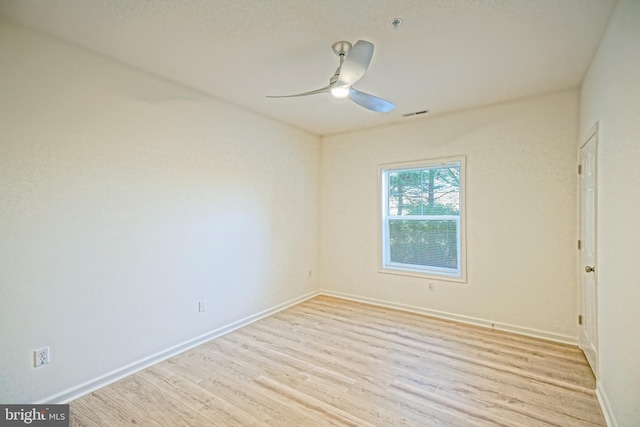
580;0;640;425
0;20;320;403
320;90;579;342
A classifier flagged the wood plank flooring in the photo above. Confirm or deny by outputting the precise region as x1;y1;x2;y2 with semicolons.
70;295;606;426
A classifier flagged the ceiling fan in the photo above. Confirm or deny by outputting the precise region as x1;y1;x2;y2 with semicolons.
267;40;395;113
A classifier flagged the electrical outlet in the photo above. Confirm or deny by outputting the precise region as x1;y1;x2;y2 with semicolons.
428;283;435;292
34;347;49;367
198;300;207;313
308;270;312;278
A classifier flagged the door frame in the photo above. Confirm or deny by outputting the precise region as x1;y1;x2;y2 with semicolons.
578;121;599;376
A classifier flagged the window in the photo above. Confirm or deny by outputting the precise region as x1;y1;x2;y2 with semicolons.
380;157;465;281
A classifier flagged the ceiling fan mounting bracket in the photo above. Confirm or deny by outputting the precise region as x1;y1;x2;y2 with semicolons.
332;41;352;57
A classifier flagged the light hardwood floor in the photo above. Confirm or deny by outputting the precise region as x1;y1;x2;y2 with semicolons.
70;295;606;426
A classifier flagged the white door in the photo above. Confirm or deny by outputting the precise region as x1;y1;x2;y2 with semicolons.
579;126;598;375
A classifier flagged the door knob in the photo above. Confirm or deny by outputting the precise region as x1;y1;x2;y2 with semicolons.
585;266;596;273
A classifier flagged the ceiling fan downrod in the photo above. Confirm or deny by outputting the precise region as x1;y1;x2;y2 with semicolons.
330;41;351;86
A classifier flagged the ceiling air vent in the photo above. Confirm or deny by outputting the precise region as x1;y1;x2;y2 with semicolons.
401;110;429;117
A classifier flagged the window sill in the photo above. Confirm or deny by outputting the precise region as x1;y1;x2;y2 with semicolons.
378;267;467;284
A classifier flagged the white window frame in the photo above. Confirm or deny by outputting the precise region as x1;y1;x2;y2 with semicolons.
379;156;466;283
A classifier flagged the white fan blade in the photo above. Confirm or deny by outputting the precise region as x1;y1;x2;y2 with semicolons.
337;40;373;86
349;88;395;112
266;84;333;98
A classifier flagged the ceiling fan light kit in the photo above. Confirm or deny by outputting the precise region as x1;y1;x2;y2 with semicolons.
267;40;395;113
330;86;350;98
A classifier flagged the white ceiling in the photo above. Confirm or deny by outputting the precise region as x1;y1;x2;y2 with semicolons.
0;0;617;136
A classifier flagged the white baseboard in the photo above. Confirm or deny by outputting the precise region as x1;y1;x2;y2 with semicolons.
41;288;581;404
596;381;618;427
319;290;577;346
38;290;320;404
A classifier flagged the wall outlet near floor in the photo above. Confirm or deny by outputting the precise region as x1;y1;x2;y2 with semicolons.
198;300;207;313
34;347;49;367
308;270;312;278
428;283;435;292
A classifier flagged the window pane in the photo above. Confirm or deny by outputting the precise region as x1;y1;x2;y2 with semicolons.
389;219;458;269
388;167;460;216
388;171;422;215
